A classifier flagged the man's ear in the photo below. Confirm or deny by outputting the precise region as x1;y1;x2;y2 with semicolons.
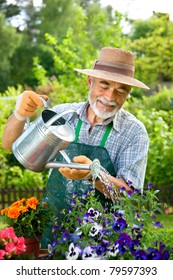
87;76;92;88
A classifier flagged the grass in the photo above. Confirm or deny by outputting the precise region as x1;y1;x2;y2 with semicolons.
157;213;173;230
0;223;7;230
0;215;8;230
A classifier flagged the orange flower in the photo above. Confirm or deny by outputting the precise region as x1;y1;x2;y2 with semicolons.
1;208;9;215
7;207;21;219
11;198;25;208
19;206;29;213
42;202;47;207
0;196;53;239
26;197;38;210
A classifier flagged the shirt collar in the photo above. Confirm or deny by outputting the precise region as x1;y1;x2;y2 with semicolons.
113;111;121;132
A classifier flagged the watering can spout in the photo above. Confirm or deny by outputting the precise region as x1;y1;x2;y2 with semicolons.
45;162;91;170
45;159;101;179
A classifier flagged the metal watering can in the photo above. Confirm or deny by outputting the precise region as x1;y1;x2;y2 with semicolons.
12;98;100;174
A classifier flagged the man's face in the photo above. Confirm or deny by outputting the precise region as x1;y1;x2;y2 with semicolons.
88;76;131;119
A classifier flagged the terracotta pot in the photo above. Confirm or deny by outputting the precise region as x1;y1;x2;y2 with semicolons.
22;236;41;259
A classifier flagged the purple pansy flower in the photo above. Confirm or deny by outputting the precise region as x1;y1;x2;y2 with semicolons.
82;246;98;260
153;221;164;228
96;240;110;257
112;218;128;232
66;243;82;260
133;249;148;260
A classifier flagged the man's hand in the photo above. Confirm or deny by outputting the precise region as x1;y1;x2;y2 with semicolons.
58;155;92;180
14;91;48;120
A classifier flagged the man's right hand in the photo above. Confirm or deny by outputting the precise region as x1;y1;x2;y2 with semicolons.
14;91;48;120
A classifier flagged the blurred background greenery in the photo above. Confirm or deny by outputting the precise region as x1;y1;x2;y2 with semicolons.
0;0;173;213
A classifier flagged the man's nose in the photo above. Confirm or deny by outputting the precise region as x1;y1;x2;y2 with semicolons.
105;87;117;101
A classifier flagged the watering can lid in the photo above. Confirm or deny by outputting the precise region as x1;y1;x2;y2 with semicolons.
50;123;75;142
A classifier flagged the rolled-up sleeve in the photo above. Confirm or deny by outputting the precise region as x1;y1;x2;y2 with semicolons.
116;127;149;191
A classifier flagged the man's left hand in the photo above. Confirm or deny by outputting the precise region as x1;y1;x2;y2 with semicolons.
58;155;92;180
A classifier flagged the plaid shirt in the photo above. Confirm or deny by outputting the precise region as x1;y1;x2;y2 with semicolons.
52;101;149;190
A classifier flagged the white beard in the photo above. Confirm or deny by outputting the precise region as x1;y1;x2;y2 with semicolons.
88;95;119;119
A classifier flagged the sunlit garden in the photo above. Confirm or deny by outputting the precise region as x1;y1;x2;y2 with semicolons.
0;0;173;261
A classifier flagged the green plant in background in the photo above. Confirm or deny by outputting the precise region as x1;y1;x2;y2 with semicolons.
136;109;173;193
49;184;173;260
0;85;48;191
124;89;173;205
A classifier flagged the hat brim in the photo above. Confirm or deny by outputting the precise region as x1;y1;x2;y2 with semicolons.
74;68;150;90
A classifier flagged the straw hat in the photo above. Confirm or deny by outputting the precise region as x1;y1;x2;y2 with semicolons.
75;47;149;90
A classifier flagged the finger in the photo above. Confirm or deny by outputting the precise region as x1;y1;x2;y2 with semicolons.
21;98;37;111
59;167;90;180
37;94;49;106
70;169;89;179
27;91;46;107
58;167;73;179
22;91;48;107
18;92;48;117
73;155;92;164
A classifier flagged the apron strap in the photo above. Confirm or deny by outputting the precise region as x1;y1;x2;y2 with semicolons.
74;118;112;147
73;118;83;143
100;122;112;147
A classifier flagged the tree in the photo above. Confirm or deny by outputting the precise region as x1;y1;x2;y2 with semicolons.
31;2;126;101
0;12;21;92
37;0;83;43
128;13;173;89
0;0;21;20
0;0;126;92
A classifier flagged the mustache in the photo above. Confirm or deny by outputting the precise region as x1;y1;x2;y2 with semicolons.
96;97;118;107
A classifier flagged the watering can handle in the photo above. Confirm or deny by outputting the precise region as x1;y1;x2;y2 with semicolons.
26;96;49;128
26;95;76;128
40;96;49;108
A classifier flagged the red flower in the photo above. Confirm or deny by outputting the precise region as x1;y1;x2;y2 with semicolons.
0;250;5;260
0;227;26;259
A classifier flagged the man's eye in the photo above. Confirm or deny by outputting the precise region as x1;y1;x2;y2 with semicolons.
99;83;109;89
117;89;128;95
117;91;125;95
101;85;109;89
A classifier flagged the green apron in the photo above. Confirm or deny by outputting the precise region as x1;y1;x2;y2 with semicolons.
41;119;116;248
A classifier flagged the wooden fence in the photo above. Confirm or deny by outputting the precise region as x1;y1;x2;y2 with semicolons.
0;187;45;209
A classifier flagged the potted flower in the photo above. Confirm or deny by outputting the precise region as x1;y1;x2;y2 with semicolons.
49;184;173;260
0;196;54;259
0;227;26;260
